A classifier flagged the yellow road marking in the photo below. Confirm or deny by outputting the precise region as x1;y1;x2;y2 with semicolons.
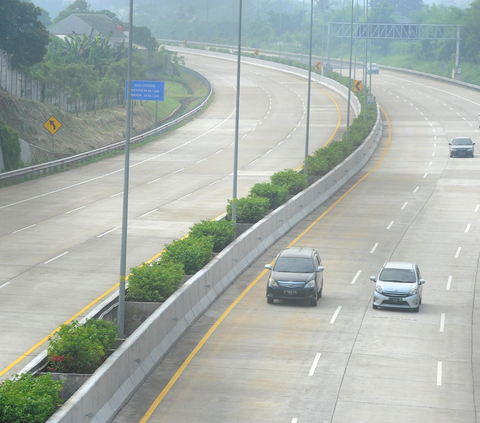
294;85;342;172
140;108;392;421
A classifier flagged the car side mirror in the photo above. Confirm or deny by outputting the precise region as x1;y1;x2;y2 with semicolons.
473;143;476;145
317;266;324;272
265;264;272;270
419;279;425;285
370;276;376;282
448;143;452;145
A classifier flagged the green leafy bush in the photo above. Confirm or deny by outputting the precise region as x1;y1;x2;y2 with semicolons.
189;219;235;252
47;319;117;373
0;124;21;171
249;182;288;209
161;236;214;274
0;372;63;423
126;261;184;302
226;195;270;223
270;169;308;195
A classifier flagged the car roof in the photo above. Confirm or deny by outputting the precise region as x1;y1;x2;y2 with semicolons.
383;261;415;270
452;137;472;141
278;247;316;259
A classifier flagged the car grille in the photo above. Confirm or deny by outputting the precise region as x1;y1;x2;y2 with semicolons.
383;290;409;298
278;281;305;288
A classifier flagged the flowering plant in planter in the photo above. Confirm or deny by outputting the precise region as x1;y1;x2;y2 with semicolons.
47;319;117;374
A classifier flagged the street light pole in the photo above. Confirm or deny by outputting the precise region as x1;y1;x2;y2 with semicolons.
232;0;243;223
118;0;134;339
304;0;314;177
346;0;355;140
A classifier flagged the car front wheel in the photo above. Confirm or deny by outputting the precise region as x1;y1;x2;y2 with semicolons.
267;297;274;304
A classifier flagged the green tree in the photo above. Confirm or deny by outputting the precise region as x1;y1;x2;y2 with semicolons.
0;0;49;69
133;25;159;52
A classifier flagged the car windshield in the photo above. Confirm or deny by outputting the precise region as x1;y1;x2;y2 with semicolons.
379;268;416;283
453;139;472;145
274;257;314;273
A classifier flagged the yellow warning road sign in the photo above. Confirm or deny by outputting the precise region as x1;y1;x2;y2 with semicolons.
314;62;322;71
254;49;260;56
353;80;363;92
44;115;62;135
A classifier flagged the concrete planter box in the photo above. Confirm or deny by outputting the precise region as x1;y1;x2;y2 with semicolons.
38;373;92;402
125;301;162;337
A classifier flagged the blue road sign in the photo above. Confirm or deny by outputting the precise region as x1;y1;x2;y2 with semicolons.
125;80;165;101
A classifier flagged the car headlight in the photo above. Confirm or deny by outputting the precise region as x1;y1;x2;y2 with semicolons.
410;286;417;295
304;280;315;288
375;285;383;294
468;148;474;151
268;278;278;287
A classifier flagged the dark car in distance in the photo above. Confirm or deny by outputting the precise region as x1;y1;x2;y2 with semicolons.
265;247;324;306
449;137;475;157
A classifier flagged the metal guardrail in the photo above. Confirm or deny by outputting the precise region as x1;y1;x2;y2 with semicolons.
0;67;212;186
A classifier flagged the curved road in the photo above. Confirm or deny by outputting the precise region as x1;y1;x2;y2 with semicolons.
111;66;480;422
0;53;348;379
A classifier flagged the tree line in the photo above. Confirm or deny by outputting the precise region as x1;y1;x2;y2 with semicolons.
0;0;183;114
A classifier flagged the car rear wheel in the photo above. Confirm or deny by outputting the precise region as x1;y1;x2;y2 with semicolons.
267;297;274;304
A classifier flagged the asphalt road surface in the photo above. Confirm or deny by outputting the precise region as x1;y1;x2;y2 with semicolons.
0;53;348;379
110;63;480;422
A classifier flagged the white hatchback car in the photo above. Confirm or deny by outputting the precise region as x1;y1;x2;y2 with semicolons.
371;262;425;312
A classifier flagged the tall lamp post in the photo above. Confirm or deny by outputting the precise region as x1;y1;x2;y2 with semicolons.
118;0;134;339
346;0;355;140
232;0;243;223
304;0;314;177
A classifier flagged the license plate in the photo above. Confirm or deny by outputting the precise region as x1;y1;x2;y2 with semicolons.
389;298;403;303
285;290;297;295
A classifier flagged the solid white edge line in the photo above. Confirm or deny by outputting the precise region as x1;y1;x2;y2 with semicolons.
351;270;362;284
330;306;342;324
437;362;442;386
440;313;445;332
66;206;85;214
97;227;117;238
0;282;10;289
370;243;378;254
446;275;452;291
401;202;408;210
455;247;461;258
465;224;471;233
308;353;321;376
13;224;36;234
387;221;394;230
44;251;69;264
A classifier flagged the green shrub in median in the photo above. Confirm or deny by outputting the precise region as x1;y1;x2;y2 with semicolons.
270;169;308;195
250;182;288;209
0;372;63;423
161;236;214;274
127;261;184;302
189;219;235;253
47;319;117;374
0;124;21;171
226;195;270;223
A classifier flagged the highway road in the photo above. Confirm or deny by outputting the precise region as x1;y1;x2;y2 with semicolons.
110;65;480;422
0;53;348;379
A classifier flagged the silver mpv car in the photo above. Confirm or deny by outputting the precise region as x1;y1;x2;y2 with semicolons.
371;262;425;312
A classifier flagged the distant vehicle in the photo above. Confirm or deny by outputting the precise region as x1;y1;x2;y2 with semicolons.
367;63;379;74
449;137;475;158
371;262;425;312
265;247;324;306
